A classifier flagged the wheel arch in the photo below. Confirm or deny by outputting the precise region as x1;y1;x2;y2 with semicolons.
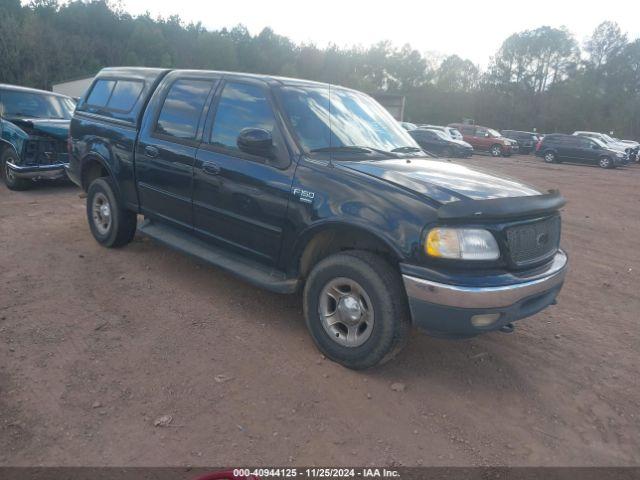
0;139;21;160
80;153;116;191
288;221;404;280
490;143;503;154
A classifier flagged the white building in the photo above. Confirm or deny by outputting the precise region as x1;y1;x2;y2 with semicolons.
52;76;95;98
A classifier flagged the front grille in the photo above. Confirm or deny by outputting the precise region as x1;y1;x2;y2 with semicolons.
505;216;561;267
24;138;67;166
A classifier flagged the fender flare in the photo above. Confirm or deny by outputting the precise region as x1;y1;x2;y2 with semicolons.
286;219;405;276
79;152;121;198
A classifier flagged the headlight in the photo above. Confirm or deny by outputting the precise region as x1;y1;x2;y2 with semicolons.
426;228;500;260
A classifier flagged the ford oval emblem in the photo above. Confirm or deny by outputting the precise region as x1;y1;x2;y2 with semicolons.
536;232;549;246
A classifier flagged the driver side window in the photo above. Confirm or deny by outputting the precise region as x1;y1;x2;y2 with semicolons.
210;82;277;154
475;127;488;137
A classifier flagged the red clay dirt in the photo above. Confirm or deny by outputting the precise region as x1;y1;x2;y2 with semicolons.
1;155;639;467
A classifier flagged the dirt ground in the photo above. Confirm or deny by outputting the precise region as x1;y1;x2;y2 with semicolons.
1;154;639;467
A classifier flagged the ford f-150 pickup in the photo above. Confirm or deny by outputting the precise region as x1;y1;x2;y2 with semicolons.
68;68;568;369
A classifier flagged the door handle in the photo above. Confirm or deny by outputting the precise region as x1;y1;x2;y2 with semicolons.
144;145;159;158
202;162;221;175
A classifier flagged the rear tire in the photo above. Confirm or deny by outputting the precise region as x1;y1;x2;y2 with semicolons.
87;177;137;248
490;144;502;157
303;251;411;370
1;149;31;191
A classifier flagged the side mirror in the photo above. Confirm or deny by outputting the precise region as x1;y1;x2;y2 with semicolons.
484;132;490;137
237;128;273;158
592;144;601;150
0;102;4;118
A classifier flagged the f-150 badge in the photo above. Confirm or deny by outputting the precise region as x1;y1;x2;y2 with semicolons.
292;187;315;204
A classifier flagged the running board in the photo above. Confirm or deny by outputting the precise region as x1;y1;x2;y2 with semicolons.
137;220;299;294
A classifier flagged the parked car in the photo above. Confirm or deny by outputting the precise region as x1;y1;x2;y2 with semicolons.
0;84;75;190
612;137;639;162
536;133;627;168
572;131;635;160
419;124;464;141
408;128;473;158
400;121;417;131
68;68;567;369
501;130;539;154
448;123;519;157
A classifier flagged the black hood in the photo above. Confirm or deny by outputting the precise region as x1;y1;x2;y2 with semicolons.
338;158;542;204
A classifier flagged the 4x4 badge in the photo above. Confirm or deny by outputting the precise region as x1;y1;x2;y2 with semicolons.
292;187;315;204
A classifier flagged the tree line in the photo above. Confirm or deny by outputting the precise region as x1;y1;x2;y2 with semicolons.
1;0;639;138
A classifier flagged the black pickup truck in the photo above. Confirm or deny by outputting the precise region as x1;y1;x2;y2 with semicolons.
68;68;568;369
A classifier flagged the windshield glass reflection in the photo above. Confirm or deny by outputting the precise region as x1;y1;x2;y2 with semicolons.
277;85;419;155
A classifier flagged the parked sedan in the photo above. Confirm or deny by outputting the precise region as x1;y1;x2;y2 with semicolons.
419;124;464;141
613;138;639;162
409;128;473;158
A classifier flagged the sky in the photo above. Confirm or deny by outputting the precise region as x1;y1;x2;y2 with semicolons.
117;0;640;67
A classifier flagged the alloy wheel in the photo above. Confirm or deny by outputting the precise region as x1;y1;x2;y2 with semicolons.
92;191;112;235
318;277;374;348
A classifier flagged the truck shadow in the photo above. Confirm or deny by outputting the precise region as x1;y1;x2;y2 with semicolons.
131;234;537;394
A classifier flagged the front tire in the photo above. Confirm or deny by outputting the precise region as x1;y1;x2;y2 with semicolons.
87;177;137;248
598;156;614;169
303;251;411;370
543;151;557;163
490;144;502;157
1;149;31;191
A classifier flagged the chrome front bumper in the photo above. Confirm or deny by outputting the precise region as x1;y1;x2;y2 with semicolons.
401;251;568;337
403;250;567;309
7;161;69;180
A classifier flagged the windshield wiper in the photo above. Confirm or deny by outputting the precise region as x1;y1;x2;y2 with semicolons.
391;146;422;153
310;145;402;159
310;146;374;153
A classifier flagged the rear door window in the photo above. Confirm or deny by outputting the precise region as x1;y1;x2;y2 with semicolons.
155;79;213;141
106;81;143;112
86;80;116;107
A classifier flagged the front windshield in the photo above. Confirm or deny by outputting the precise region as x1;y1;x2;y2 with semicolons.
488;128;502;137
277;85;420;155
602;134;615;143
592;138;608;148
448;128;462;138
1;90;74;120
